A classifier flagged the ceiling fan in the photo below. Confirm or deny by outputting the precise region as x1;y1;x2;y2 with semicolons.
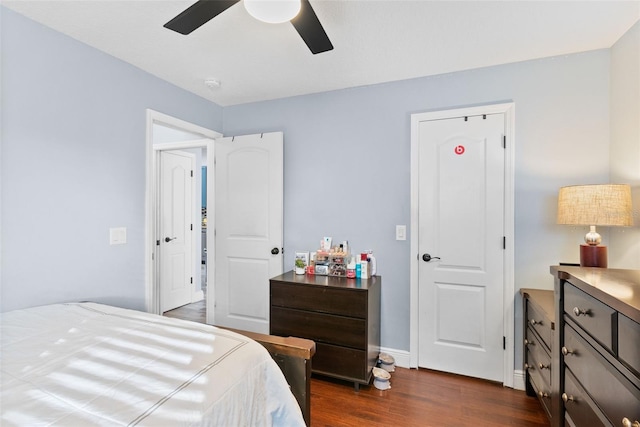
164;0;333;54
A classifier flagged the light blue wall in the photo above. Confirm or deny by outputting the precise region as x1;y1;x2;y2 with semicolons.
1;7;223;311
223;51;611;354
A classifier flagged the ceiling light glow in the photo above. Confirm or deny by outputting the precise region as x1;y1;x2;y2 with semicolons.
244;0;301;24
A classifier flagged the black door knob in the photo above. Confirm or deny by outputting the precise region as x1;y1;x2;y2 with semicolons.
271;247;280;255
422;253;440;262
165;237;177;242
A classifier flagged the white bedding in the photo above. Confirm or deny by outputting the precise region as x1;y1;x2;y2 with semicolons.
0;302;305;426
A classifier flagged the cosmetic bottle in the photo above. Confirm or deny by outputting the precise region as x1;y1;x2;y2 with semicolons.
346;256;356;278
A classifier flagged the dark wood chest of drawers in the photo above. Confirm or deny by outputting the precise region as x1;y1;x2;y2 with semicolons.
551;267;640;427
269;271;381;389
521;288;555;422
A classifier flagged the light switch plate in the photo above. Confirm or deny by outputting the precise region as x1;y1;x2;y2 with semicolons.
110;227;127;245
396;225;406;241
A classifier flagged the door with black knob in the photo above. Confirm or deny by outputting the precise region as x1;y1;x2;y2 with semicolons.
415;110;507;383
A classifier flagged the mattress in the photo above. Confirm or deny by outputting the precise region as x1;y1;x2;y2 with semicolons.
0;302;305;426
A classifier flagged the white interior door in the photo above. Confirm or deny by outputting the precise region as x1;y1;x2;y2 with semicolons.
213;132;283;333
417;113;505;382
160;150;195;312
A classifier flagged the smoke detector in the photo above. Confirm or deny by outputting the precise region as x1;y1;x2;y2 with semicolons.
204;79;221;90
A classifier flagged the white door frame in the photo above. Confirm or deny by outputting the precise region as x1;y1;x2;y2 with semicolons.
145;109;222;315
409;102;516;388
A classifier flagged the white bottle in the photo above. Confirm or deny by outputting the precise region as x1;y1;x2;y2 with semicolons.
367;250;377;276
361;260;369;279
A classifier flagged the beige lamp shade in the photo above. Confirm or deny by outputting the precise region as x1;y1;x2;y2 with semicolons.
557;184;633;227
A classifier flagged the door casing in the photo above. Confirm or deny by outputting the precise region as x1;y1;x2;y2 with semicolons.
409;102;516;388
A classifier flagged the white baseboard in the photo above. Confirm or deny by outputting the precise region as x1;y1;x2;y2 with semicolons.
379;347;411;369
379;346;527;392
512;369;526;391
192;290;204;303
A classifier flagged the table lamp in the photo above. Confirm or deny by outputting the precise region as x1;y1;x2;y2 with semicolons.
557;184;633;267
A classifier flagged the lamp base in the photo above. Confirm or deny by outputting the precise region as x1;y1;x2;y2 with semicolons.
580;244;607;268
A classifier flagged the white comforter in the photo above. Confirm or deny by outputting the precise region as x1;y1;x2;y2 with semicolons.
0;303;305;426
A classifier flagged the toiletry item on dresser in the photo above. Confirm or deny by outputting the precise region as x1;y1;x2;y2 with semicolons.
361;259;369;279
357;253;372;279
365;250;377;276
346;257;356;278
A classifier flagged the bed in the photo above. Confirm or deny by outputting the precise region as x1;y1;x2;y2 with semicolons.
0;302;309;426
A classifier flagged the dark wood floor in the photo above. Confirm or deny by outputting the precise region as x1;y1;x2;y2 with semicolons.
164;301;549;427
163;299;206;322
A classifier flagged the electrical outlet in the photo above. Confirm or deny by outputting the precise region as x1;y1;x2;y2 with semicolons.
396;225;406;241
110;227;127;245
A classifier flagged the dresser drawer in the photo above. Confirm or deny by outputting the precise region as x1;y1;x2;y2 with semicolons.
563;323;640;425
270;306;366;349
619;314;640;377
526;298;553;351
526;352;552;419
271;282;367;318
525;327;551;387
564;283;615;353
313;342;367;381
563;369;608;427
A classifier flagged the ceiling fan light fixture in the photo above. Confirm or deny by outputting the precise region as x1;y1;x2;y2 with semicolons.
244;0;301;24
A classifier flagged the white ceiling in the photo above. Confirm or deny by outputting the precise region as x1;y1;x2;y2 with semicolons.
3;0;639;106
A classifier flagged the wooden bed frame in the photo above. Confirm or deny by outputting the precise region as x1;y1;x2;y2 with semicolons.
224;328;315;426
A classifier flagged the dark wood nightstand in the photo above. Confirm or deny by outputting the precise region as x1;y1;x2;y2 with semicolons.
269;271;381;390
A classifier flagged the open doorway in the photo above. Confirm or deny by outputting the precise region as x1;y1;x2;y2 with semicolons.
144;110;221;316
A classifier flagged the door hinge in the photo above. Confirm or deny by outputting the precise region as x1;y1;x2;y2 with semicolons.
191;224;193;231
190;277;193;284
503;336;506;350
502;135;506;149
503;236;506;249
191;170;194;177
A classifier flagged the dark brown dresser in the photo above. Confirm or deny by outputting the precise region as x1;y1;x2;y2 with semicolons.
269;271;381;390
521;288;555;422
551;267;640;427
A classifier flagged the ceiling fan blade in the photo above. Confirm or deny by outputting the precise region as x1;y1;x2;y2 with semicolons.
290;0;333;54
164;0;240;35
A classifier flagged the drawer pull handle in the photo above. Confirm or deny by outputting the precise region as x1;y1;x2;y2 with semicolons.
524;363;534;371
562;393;575;403
573;307;590;317
562;346;575;356
622;418;640;427
530;319;542;326
524;339;534;346
538;362;549;370
538;391;549;399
